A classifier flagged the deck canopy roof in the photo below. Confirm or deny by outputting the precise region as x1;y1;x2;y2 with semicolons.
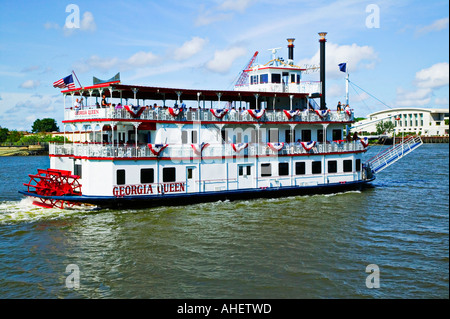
62;82;310;103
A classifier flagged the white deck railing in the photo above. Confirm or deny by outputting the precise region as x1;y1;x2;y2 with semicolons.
50;141;365;159
64;107;353;123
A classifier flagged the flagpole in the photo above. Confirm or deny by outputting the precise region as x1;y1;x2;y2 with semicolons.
345;62;349;106
72;70;82;88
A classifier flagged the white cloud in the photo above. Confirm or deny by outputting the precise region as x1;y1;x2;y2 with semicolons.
173;37;208;61
219;0;254;13
195;0;254;26
126;51;158;67
47;11;96;36
19;80;40;89
80;12;96;32
0;93;64;130
44;22;60;30
414;62;449;89
297;42;378;79
206;47;247;74
74;50;159;73
416;17;449;36
395;87;432;107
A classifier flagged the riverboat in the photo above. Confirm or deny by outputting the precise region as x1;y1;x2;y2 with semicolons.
20;33;384;209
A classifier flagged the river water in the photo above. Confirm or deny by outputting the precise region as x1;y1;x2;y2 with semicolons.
0;143;448;299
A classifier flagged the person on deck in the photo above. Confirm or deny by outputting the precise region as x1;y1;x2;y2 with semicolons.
101;94;111;108
337;101;342;112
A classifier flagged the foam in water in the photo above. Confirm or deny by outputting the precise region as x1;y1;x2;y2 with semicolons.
0;197;96;224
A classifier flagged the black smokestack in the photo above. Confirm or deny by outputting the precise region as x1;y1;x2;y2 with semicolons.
287;38;295;64
318;32;327;110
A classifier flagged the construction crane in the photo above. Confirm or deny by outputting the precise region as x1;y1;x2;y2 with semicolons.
234;51;259;87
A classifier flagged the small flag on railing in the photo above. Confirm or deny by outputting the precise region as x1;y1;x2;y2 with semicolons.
168;107;182;117
283;109;300;120
210;108;228;119
315;109;329;118
301;141;316;151
148;144;168;156
248;109;265;119
53;74;75;90
231;143;248;153
191;142;209;155
338;63;347;73
359;137;369;148
124;105;146;118
267;142;284;152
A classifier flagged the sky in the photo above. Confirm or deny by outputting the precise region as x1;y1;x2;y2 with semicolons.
0;0;448;131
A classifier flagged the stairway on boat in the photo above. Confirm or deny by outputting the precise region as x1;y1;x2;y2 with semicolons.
365;136;423;174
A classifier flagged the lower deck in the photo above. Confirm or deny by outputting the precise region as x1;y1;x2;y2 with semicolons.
50;151;366;198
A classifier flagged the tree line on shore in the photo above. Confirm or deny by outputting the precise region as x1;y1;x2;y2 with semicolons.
0;118;67;145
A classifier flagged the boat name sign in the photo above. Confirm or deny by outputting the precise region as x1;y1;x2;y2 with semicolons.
113;182;186;197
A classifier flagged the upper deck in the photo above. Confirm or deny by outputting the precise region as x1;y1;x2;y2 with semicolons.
62;83;352;124
63;106;353;124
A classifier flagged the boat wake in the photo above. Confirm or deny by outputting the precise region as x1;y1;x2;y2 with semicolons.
0;197;97;224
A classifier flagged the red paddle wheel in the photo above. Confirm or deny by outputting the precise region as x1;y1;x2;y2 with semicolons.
24;168;82;209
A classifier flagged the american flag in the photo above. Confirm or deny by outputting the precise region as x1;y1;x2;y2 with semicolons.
53;74;75;90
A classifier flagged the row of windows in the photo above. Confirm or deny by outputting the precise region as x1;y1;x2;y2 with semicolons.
116;159;361;185
260;159;361;177
222;128;342;144
250;73;301;85
117;167;176;185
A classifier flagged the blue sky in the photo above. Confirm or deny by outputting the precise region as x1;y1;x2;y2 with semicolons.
0;0;448;131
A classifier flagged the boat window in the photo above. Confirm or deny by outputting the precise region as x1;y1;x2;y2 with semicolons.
268;129;278;143
327;160;337;173
312;161;322;174
332;129;342;141
271;74;281;83
301;130;311;141
356;159;361;172
116;169;125;185
181;131;188;144
285;129;295;143
251;75;258;85
163;167;176;182
279;163;289;176
140;168;154;184
260;74;269;84
291;74;296;83
295;161;306;175
317;130;325;143
261;163;272;177
297;74;301;83
187;168;193;179
191;131;198;144
74;163;82;178
343;160;353;172
239;165;252;176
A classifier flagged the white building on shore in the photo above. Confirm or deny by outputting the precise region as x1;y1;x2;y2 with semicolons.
352;107;449;136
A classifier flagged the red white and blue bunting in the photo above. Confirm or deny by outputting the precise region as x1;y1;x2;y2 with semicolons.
248;109;266;119
210;108;228;119
191;142;210;155
267;142;284;152
231;143;248;153
301;141;316;151
283;109;300;120
315;109;329;118
148;143;168;156
168;107;182;117
359;137;369;148
124;105;146;118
